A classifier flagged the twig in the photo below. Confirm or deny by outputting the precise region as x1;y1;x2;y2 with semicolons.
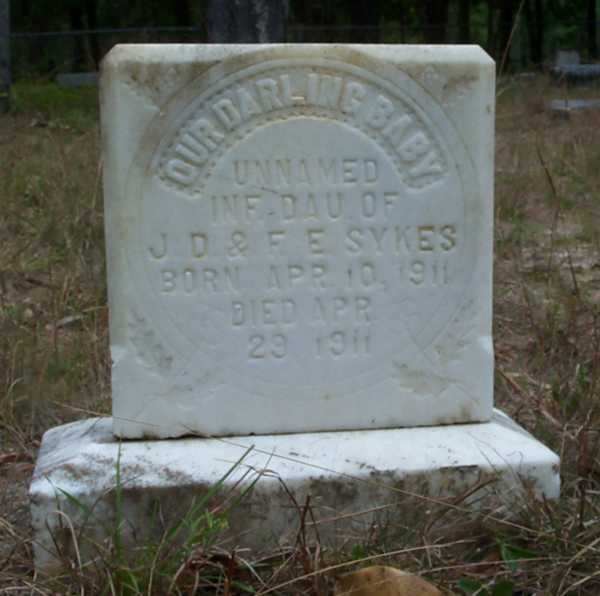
498;0;526;79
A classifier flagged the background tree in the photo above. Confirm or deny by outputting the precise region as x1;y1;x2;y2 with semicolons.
498;0;516;67
525;0;544;66
206;0;287;42
486;0;498;58
85;0;101;68
349;0;381;43
423;0;450;43
0;0;9;112
458;0;471;43
174;0;192;28
8;0;600;77
66;0;85;70
587;0;597;59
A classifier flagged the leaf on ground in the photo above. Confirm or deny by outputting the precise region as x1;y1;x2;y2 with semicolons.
499;542;537;572
457;578;484;593
491;580;515;596
334;565;444;596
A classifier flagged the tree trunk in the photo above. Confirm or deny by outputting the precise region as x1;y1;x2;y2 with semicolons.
0;0;9;112
84;0;101;69
291;0;311;42
487;0;497;59
399;0;406;43
534;0;544;65
68;2;86;70
588;0;598;60
525;0;543;66
349;0;380;43
174;0;191;27
423;0;450;43
206;0;287;43
458;0;471;43
498;0;515;68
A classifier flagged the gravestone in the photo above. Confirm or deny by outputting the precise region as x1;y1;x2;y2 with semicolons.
552;50;600;86
30;45;560;572
555;50;581;67
549;98;600;116
106;44;495;439
55;72;99;88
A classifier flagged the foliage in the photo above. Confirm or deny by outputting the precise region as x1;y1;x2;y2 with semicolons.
9;81;98;125
7;0;600;78
457;540;538;595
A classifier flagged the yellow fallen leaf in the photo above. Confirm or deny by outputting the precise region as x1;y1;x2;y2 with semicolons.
334;565;443;596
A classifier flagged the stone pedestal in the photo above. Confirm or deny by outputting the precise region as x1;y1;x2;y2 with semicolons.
31;410;559;571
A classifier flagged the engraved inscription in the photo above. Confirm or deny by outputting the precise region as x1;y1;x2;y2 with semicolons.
158;68;449;191
128;56;480;397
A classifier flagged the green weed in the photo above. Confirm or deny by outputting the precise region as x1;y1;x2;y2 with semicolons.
9;81;99;128
48;445;259;594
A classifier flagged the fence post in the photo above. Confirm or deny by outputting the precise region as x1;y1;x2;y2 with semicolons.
0;0;9;112
206;0;287;43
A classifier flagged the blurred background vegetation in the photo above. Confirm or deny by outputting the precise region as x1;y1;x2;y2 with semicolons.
6;0;600;80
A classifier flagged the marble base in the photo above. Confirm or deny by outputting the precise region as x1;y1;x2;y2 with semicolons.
30;410;559;572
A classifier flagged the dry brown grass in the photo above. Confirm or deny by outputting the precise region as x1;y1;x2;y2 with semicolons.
1;76;600;594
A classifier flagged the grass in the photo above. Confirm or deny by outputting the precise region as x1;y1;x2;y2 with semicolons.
1;76;600;593
46;445;259;594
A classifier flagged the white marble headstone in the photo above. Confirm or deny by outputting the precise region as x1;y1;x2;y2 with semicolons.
101;44;495;438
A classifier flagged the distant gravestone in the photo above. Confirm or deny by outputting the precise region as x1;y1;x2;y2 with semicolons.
549;98;600;115
552;50;600;85
30;45;560;571
552;64;600;85
55;72;99;88
555;50;581;67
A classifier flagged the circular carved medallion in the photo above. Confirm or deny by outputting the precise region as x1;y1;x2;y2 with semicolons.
125;53;479;401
